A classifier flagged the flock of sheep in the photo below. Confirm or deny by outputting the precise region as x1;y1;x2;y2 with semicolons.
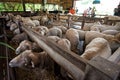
4;13;120;80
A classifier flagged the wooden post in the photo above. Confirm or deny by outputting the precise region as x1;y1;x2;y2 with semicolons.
68;15;71;28
42;0;47;11
72;0;74;8
21;0;26;12
104;17;108;24
81;14;85;29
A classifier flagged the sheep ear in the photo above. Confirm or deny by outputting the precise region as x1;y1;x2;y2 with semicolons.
24;58;28;66
31;61;35;68
41;31;45;35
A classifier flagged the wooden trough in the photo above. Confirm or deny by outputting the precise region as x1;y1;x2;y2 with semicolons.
21;25;120;80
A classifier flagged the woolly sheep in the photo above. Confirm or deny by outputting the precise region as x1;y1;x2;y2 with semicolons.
81;37;111;60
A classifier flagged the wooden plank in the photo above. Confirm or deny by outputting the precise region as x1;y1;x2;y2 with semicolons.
22;24;120;80
87;56;120;80
108;47;120;63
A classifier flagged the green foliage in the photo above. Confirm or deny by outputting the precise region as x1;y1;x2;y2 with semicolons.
0;2;23;11
0;42;15;51
0;42;15;59
0;2;57;11
0;3;5;11
0;2;41;11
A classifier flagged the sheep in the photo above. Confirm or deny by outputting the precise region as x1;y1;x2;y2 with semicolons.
9;50;32;68
81;37;111;60
83;23;94;31
6;20;14;28
15;40;32;54
12;15;23;24
65;28;79;54
101;30;120;35
32;27;45;35
11;38;72;68
14;15;22;21
97;22;120;31
47;36;60;42
32;42;43;52
39;26;49;35
9;23;19;35
16;40;43;54
85;31;120;52
83;22;100;31
10;23;18;31
85;31;114;45
22;17;36;27
57;38;71;51
10;36;73;79
9;50;53;69
46;27;62;38
90;26;100;32
54;25;68;34
11;32;28;45
9;50;44;68
27;51;47;68
50;20;68;28
70;22;82;29
115;33;120;41
13;28;21;35
107;15;120;20
83;22;120;32
5;13;15;21
31;16;41;20
41;14;49;26
32;26;49;36
32;20;40;26
15;36;60;55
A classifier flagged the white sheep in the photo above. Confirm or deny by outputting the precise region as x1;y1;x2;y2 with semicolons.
15;40;43;54
81;37;111;60
57;38;71;51
46;27;62;38
9;50;45;68
101;30;120;35
65;28;79;54
85;31;120;52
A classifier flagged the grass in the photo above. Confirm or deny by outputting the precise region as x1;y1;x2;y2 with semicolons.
0;42;15;51
0;42;15;59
